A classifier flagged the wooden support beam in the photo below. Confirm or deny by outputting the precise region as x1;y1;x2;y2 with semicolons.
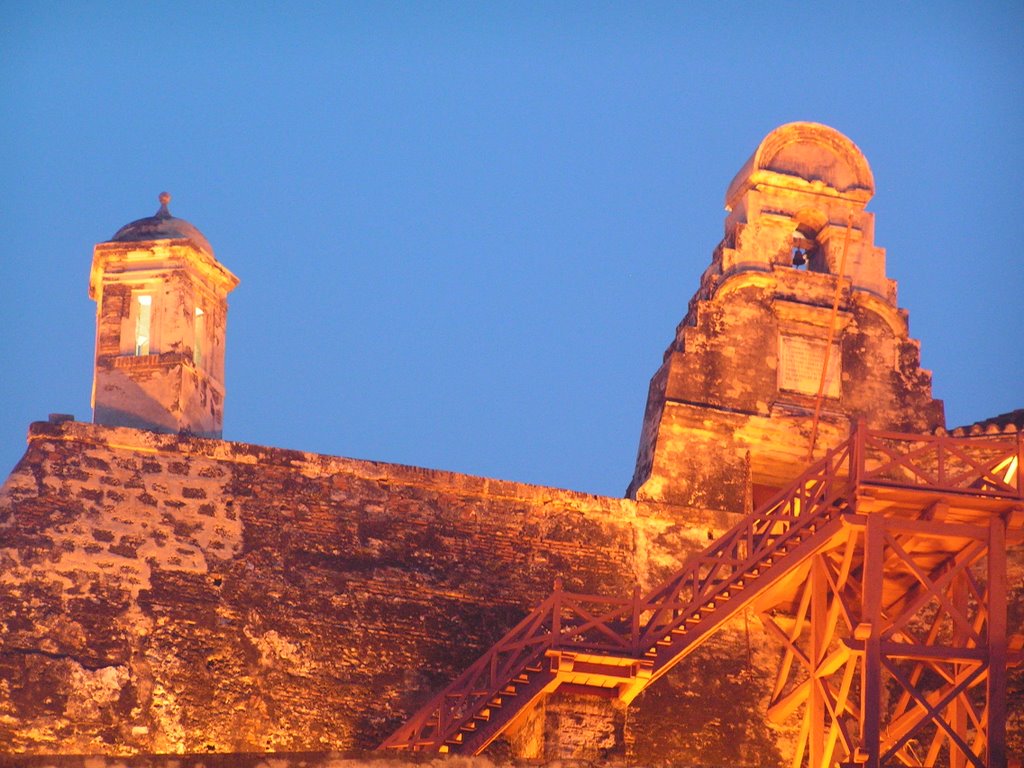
987;513;1007;768
809;557;827;767
949;568;969;768
859;515;884;768
767;644;852;723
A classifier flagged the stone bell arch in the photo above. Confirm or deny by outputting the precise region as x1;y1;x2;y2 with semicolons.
627;122;944;510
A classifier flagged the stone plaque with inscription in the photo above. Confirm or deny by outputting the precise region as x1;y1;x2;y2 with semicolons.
778;335;841;398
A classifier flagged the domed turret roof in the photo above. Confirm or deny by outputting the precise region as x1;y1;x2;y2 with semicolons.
725;122;875;209
110;192;213;255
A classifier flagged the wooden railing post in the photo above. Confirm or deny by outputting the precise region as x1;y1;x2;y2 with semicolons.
936;428;945;488
552;578;563;647
852;418;867;489
987;514;1008;768
437;700;447;749
1018;430;1024;498
631;585;641;656
859;514;885;768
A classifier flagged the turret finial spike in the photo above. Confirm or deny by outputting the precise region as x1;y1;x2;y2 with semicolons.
157;191;171;217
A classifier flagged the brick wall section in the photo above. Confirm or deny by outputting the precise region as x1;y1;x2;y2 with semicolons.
0;420;779;762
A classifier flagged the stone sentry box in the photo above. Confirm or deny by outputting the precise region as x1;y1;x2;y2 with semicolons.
89;193;239;439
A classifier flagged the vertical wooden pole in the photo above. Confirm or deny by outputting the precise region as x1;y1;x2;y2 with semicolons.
853;419;866;488
860;516;884;768
987;514;1008;768
552;578;563;645
1017;431;1024;496
809;556;827;767
949;570;968;768
631;585;641;656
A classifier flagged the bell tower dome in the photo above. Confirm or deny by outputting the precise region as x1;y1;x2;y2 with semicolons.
627;124;944;510
89;193;239;438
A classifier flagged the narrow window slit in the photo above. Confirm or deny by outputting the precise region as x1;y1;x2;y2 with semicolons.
135;295;152;355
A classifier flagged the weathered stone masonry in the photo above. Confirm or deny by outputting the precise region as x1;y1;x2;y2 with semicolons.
1;420;782;760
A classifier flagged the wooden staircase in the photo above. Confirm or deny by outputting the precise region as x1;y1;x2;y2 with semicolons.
379;425;1023;766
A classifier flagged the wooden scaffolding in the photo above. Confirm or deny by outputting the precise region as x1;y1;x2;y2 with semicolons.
380;424;1022;767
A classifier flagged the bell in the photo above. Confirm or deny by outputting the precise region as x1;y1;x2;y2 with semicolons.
792;249;807;267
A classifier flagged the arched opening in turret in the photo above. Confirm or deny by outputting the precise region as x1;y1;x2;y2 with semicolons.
790;209;829;273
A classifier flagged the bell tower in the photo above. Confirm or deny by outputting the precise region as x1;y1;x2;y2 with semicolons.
627;123;944;510
89;193;239;438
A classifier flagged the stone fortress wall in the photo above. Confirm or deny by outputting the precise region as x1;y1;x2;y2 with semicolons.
1;123;1020;766
0;419;783;763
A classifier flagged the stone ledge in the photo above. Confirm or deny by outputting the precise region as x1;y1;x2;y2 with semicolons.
22;420;694;519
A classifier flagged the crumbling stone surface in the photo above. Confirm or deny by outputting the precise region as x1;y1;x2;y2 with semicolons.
542;691;626;762
627;630;786;765
628;123;945;509
89;221;237;439
0;420;770;762
628;272;944;507
0;752;524;768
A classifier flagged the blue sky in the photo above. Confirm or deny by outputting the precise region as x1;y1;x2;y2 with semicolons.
2;2;1021;495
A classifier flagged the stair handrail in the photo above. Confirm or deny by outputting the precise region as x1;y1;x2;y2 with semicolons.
381;583;653;750
381;436;857;751
379;588;559;750
858;427;1023;498
637;437;855;650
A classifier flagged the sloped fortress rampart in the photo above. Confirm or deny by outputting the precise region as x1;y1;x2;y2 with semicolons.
0;124;1020;767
